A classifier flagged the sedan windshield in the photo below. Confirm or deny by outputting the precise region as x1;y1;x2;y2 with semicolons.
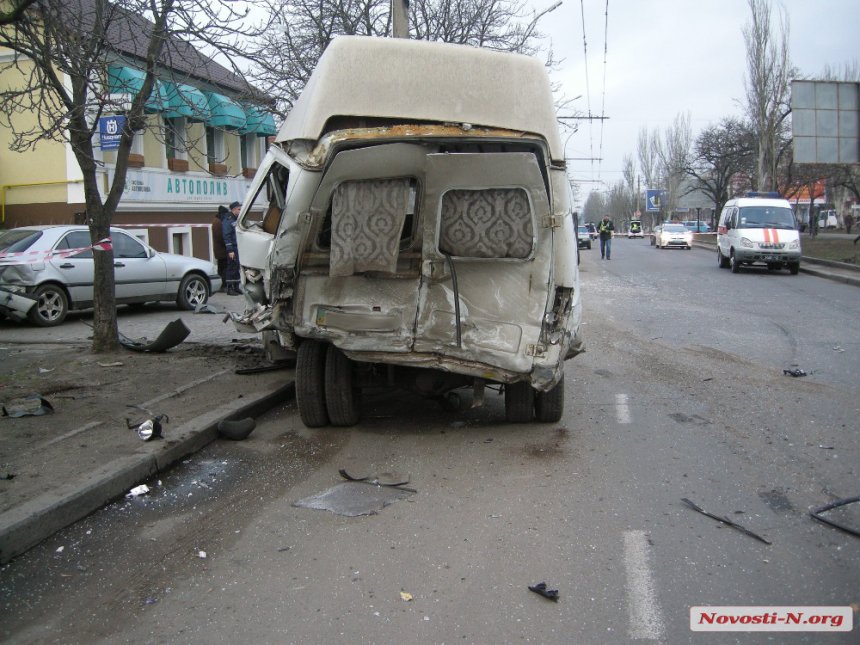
0;229;42;253
662;224;687;233
738;206;796;229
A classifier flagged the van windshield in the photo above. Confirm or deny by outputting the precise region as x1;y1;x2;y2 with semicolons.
737;206;796;229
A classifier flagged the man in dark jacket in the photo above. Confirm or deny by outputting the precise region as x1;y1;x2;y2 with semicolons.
598;215;615;260
212;205;228;291
222;201;242;295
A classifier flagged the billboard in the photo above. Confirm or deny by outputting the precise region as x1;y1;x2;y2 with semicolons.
645;189;666;212
791;80;859;164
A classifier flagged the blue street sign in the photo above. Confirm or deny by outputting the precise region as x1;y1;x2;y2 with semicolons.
645;189;667;212
99;115;126;150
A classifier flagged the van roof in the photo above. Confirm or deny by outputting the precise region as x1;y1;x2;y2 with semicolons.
276;36;564;161
727;197;791;208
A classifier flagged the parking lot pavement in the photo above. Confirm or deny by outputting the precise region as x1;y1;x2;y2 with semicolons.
0;290;294;564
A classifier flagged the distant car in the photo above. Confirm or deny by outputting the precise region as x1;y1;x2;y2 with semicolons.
0;225;221;326
585;223;598;240
628;220;644;238
682;220;711;233
577;225;592;250
654;223;693;249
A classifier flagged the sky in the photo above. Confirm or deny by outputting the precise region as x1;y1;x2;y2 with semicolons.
535;0;860;207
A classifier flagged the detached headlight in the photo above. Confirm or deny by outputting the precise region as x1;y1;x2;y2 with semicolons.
740;237;754;248
789;239;800;250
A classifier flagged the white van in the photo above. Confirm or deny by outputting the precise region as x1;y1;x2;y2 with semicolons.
232;36;584;427
716;193;801;274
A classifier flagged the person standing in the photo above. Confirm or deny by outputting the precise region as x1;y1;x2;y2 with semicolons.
598;214;615;260
223;201;242;295
212;205;228;291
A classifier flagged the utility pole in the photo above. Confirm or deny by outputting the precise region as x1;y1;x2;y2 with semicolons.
392;0;409;38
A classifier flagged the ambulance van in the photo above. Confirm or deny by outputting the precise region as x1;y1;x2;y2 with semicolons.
231;36;584;427
716;193;801;274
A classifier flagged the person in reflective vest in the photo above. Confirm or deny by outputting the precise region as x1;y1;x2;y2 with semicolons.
598;215;615;260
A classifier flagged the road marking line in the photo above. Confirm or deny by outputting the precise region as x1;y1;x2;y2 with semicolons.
616;392;631;424
624;530;666;640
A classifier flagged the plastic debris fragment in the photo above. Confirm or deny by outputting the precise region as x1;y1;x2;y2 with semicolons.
528;582;559;602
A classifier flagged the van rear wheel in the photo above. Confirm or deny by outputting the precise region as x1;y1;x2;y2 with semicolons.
535;374;565;423
505;381;534;423
296;340;329;427
325;345;360;427
789;262;800;275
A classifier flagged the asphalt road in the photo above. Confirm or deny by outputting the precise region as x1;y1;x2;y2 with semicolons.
1;240;857;644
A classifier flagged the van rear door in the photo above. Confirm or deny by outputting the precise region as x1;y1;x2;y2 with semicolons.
413;152;553;377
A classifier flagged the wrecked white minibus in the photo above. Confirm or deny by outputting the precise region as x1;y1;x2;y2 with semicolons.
232;36;584;427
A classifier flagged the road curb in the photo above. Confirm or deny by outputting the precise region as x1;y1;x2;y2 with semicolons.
0;381;294;564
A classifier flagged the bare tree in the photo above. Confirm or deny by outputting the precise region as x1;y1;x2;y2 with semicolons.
0;0;272;351
0;0;38;25
742;0;794;192
686;117;756;216
655;113;692;218
621;154;638;215
636;126;659;191
582;190;607;223
249;0;562;112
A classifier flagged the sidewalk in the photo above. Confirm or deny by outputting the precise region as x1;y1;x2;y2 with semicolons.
0;293;295;564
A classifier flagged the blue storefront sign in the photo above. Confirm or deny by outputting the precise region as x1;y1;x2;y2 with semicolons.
645;189;667;212
99;115;126;150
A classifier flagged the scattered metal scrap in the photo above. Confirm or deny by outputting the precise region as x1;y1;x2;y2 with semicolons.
681;497;772;545
194;303;229;315
528;582;559;602
125;405;169;441
809;496;860;539
338;469;413;489
118;319;190;352
294;471;416;516
2;395;54;417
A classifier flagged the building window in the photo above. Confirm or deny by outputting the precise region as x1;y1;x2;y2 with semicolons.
168;226;192;256
206;126;227;175
164;117;188;171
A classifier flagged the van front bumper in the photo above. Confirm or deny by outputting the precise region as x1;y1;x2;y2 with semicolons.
734;249;801;264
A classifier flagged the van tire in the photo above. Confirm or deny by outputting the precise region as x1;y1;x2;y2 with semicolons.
325;345;360;427
717;248;730;268
730;251;741;273
505;381;534;423
535;374;565;423
789;262;800;275
296;340;329;427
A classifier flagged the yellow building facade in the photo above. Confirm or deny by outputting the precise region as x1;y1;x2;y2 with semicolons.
0;46;276;263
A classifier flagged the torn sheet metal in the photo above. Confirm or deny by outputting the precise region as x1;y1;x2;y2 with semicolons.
2;395;54;417
119;319;190;352
0;288;36;321
293;482;415;517
809;495;860;539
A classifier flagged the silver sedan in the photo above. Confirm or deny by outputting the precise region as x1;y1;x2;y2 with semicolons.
0;225;221;326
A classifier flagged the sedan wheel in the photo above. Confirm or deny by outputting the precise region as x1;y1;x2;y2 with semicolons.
28;284;69;327
177;274;209;310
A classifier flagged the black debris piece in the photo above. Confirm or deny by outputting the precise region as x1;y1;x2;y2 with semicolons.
809;496;860;539
338;469;412;488
681;498;772;545
217;417;256;441
783;368;807;377
528;582;559;602
119;319;190;352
